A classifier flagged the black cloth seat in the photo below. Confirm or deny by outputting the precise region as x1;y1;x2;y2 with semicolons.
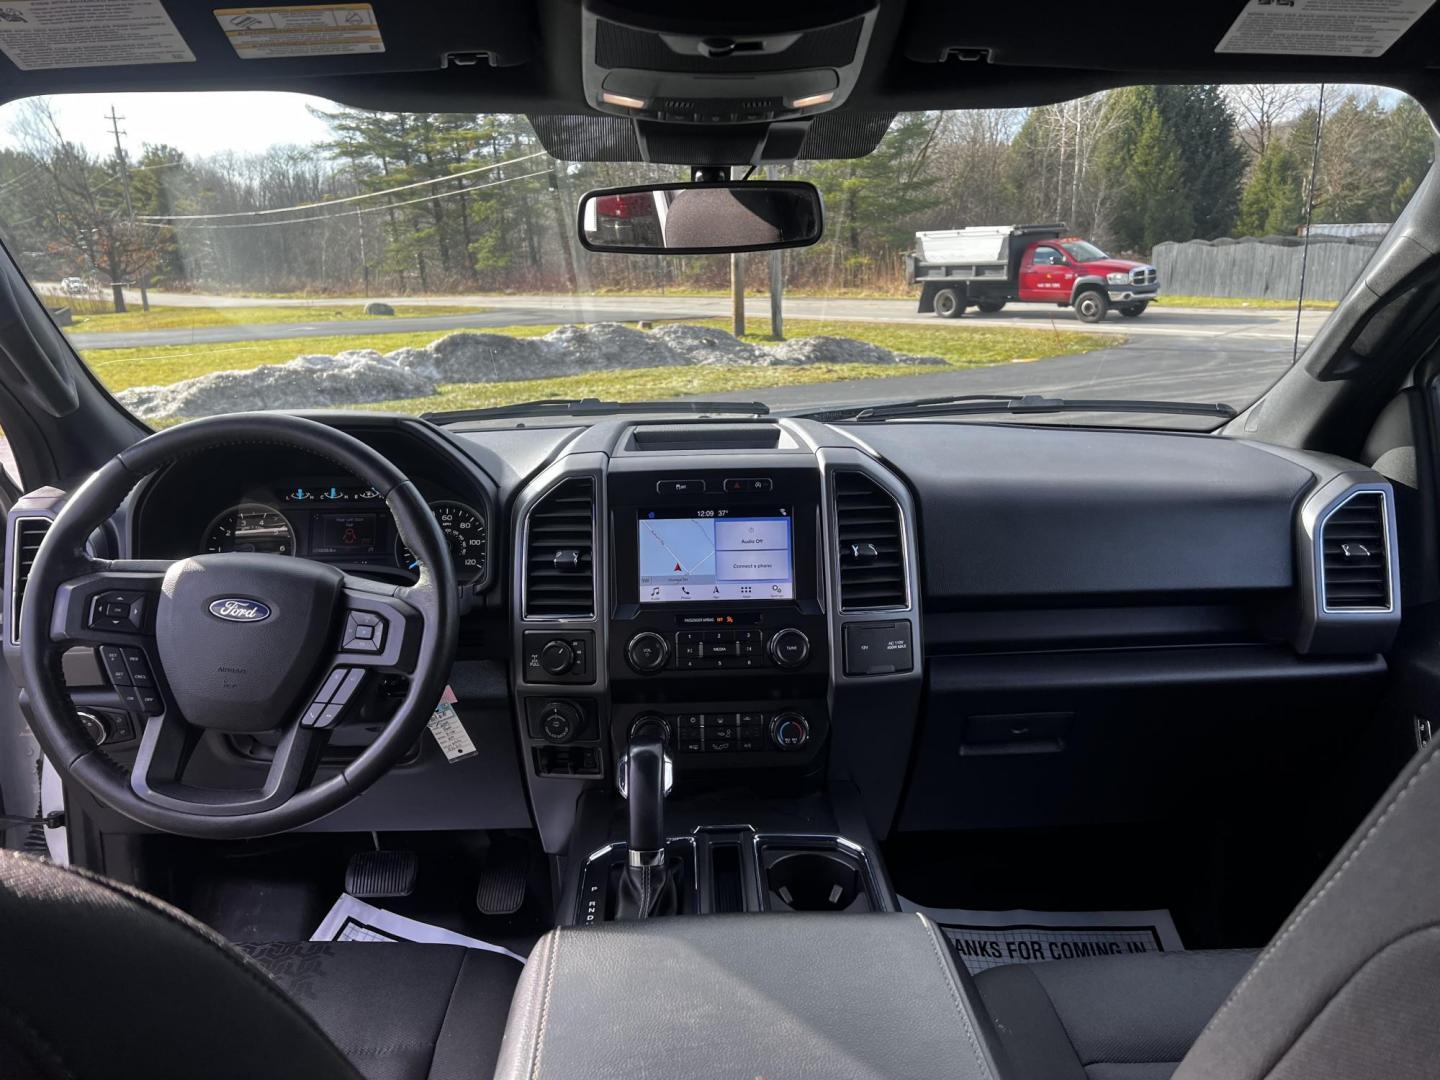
0;849;522;1080
974;949;1259;1080
238;940;521;1080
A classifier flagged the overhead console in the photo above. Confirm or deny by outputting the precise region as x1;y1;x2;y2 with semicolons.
509;420;924;851
577;0;879;164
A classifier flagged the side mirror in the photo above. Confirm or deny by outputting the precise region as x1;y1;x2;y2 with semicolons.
577;180;824;255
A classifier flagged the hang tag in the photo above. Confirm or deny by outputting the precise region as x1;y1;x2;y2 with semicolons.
427;686;476;763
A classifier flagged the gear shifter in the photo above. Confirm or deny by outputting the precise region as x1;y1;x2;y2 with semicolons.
616;717;677;919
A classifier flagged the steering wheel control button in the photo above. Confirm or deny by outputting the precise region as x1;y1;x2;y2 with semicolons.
626;631;670;673
842;620;915;677
315;668;349;703
330;668;366;706
767;628;811;669
342;611;385;653
770;713;811;750
88;591;146;633
300;702;327;728
315;702;347;729
119;646;155;687
99;645;131;685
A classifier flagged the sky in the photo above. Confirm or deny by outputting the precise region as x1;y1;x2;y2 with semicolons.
0;91;335;158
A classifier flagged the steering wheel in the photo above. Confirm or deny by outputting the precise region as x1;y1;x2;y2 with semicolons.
18;413;458;839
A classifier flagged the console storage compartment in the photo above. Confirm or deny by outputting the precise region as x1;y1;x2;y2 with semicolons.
494;913;1006;1080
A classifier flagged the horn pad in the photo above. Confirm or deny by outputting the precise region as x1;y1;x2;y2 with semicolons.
155;554;344;731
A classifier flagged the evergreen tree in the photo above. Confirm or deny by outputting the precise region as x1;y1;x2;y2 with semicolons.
1235;143;1305;236
1152;85;1246;238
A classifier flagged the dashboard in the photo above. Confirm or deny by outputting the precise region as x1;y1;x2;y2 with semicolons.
3;409;1405;853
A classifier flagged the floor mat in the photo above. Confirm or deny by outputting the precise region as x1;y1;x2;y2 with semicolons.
312;892;526;963
900;899;1185;975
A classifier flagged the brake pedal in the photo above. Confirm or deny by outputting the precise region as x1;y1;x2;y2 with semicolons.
345;850;419;899
476;839;528;916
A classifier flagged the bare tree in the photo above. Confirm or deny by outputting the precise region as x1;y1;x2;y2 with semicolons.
1225;84;1315;159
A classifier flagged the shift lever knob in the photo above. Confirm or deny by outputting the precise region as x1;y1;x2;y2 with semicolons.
619;717;671;865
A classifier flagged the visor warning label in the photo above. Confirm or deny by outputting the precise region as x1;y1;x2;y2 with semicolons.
214;4;384;60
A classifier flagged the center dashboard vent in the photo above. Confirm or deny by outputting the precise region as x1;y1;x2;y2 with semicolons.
524;478;596;618
10;517;51;644
1320;491;1390;611
834;471;906;610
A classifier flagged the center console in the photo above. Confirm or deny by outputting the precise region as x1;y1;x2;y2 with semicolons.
510;420;925;867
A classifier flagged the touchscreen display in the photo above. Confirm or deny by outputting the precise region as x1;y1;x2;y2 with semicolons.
638;508;793;603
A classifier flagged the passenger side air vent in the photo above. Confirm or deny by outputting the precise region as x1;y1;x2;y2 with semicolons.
524;479;596;618
834;472;906;610
10;517;50;644
1320;491;1390;611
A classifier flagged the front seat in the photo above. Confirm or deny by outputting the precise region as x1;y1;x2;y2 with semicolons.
974;733;1440;1080
0;850;521;1080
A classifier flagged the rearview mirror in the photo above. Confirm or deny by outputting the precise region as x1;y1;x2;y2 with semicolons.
577;181;824;255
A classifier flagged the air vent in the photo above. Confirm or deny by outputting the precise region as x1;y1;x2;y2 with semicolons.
834;472;906;610
10;517;50;644
1321;491;1390;611
524;479;596;618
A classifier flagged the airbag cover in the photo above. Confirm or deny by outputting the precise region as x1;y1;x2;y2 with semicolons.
155;554;343;731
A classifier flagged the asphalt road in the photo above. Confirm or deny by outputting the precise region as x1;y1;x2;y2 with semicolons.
690;335;1295;429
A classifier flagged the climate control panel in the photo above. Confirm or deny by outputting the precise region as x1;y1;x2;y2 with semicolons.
609;702;827;768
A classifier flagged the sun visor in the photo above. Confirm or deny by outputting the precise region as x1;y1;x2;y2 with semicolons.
0;1;533;98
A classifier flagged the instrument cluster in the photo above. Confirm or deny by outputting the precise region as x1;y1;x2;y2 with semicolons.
198;481;488;585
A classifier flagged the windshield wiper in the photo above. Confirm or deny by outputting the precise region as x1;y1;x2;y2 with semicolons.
423;397;770;423
800;394;1237;423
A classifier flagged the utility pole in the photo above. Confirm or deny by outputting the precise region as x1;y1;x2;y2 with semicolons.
105;105;149;312
769;249;783;339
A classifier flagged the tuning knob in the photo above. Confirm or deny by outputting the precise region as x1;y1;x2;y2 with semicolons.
770;713;810;751
767;628;811;669
626;631;670;673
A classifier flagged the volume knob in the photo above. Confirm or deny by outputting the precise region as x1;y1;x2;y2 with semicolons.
626;632;670;673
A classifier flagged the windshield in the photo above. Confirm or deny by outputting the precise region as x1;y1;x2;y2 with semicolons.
0;83;1428;430
1060;241;1109;262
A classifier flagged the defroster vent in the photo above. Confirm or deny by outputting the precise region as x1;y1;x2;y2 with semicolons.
1320;491;1390;611
524;479;596;618
834;472;906;610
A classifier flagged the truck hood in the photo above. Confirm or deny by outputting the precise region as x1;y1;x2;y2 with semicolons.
1077;257;1151;274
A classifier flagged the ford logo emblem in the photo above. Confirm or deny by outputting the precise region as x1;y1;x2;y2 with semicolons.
208;598;271;623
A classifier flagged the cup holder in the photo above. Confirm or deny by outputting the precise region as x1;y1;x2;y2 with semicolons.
762;849;873;913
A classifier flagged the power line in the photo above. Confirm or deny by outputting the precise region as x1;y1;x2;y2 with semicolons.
136;167;554;230
137;150;548;222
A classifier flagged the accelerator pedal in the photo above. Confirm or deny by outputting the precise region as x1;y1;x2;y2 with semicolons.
345;850;419;899
476;837;528;916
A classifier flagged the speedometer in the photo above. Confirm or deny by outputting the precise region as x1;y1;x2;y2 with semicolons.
395;501;487;584
202;504;295;555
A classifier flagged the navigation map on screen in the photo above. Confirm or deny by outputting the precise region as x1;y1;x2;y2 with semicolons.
638;508;793;603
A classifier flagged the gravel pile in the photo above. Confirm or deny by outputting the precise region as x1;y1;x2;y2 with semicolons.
116;322;946;421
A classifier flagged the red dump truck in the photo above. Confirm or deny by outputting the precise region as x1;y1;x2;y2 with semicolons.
905;224;1160;322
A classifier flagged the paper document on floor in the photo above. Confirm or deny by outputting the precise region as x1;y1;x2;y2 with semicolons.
900;900;1184;975
312;893;526;963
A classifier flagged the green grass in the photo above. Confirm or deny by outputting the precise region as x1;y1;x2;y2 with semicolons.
68;303;486;333
1153;294;1338;311
81;318;1122;419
